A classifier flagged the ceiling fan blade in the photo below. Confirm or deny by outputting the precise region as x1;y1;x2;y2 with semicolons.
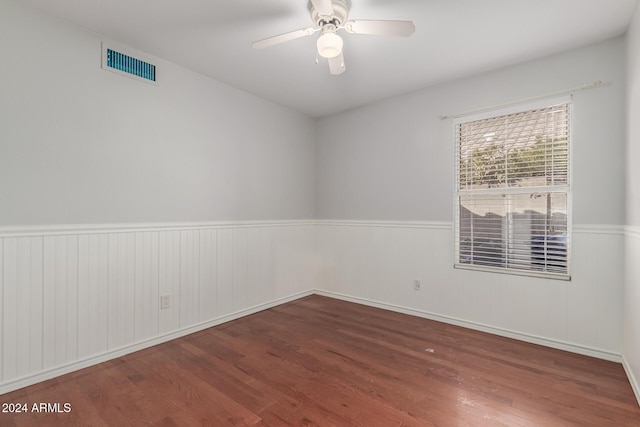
252;27;317;49
344;20;415;37
328;52;345;75
310;0;334;17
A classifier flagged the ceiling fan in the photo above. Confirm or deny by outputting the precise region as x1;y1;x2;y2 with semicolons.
251;0;415;75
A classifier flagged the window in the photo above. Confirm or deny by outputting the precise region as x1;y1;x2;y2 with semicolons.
454;98;571;279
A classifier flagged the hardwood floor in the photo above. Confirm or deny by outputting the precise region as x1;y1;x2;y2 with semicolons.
1;295;639;426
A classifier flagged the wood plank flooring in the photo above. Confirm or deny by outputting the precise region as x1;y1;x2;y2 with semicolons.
1;295;639;426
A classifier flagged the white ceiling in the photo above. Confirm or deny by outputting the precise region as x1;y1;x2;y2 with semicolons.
20;0;638;117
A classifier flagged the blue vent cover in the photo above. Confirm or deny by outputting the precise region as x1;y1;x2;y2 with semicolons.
106;48;156;82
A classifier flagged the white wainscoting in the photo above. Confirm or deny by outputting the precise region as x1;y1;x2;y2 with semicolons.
0;219;631;396
315;220;624;361
0;221;316;394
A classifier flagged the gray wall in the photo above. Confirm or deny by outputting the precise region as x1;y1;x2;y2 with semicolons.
0;0;316;226
315;37;626;225
629;8;640;229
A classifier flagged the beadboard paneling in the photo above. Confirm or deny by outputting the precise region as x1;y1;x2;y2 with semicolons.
77;234;109;359
0;222;315;393
0;220;628;395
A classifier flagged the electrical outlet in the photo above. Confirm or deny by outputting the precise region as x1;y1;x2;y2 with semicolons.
413;280;421;290
160;294;170;310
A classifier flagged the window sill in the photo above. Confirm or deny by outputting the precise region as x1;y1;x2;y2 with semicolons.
454;263;571;281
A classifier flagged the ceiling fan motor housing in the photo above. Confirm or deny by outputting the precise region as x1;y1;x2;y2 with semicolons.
310;0;350;27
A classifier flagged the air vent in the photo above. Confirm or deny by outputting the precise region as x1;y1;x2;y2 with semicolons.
102;42;158;84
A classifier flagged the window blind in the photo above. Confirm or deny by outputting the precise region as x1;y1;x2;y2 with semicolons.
454;101;571;278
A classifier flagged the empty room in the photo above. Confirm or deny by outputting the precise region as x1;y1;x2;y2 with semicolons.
2;0;640;425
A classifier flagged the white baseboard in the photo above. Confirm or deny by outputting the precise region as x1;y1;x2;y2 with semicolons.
315;290;623;363
622;355;640;407
0;290;313;395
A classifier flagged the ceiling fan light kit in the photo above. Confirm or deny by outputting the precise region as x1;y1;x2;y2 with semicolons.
252;0;415;75
317;31;343;58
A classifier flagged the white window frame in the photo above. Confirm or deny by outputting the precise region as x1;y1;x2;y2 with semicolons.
453;96;572;280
